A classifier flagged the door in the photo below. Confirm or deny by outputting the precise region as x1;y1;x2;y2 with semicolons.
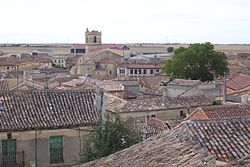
2;139;17;166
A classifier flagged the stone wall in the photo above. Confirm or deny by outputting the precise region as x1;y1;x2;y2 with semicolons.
0;127;91;167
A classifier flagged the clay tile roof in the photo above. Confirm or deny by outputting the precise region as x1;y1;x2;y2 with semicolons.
139;76;169;90
71;44;86;49
94;80;124;92
125;117;170;139
0;57;17;66
227;74;250;91
188;104;250;120
237;52;250;57
168;79;202;87
0;90;100;131
78;118;250;167
0;80;8;91
115;95;212;113
78;122;216;167
188;118;250;162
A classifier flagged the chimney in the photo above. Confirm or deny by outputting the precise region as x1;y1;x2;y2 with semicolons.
95;86;106;122
162;86;170;105
186;107;190;118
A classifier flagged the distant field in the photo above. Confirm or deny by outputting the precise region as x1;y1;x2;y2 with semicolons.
0;46;71;55
129;44;250;54
1;44;250;56
214;44;250;53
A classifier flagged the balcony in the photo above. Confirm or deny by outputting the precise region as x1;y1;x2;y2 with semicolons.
0;151;24;167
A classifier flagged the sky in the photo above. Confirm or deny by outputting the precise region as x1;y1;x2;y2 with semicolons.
0;0;250;44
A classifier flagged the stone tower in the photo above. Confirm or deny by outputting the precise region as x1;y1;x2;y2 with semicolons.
85;28;102;53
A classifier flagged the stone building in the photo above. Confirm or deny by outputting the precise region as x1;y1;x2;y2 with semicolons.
76;49;124;78
74;28;131;78
0;90;102;167
117;55;165;77
85;28;102;53
105;93;212;122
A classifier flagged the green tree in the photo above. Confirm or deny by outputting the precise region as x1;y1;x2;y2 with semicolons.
77;115;142;164
164;42;229;82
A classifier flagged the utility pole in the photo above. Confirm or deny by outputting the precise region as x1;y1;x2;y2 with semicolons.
223;72;227;103
44;66;49;90
16;63;19;93
35;130;38;167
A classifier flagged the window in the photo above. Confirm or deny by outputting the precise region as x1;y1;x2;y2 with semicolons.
138;69;141;74
54;60;57;63
156;69;160;72
7;67;10;70
119;69;125;74
135;69;137;74
150;69;153;74
180;110;186;118
143;69;147;74
70;49;75;53
94;36;97;43
58;60;61;63
130;69;133;74
50;136;63;163
2;139;17;166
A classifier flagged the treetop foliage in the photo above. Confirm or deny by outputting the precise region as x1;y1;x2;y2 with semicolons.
164;42;229;82
77;115;142;164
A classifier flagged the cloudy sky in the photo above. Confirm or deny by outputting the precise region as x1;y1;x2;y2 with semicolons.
0;0;250;44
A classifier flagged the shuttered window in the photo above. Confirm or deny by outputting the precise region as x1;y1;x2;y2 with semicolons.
2;139;17;166
49;136;63;163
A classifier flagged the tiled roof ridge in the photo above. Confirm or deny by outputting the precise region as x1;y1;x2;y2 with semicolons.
116;95;212;113
186;118;250;162
187;116;250;123
0;89;95;93
185;107;209;120
9;80;46;91
201;104;250;109
106;49;124;57
79;49;104;59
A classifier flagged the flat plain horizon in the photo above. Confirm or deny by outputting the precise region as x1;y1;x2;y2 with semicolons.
0;0;250;44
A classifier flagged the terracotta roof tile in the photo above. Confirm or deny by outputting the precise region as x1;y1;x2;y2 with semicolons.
188;118;250;161
125;118;170;139
188;104;250;120
0;80;8;91
114;95;212;113
168;79;202;87
78;118;250;166
0;90;100;131
78;121;216;167
227;74;250;91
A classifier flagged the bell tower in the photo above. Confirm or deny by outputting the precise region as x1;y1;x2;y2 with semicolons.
85;28;102;53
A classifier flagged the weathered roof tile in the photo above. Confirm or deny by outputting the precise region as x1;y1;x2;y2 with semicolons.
0;90;100;131
78;117;250;166
188;104;250;120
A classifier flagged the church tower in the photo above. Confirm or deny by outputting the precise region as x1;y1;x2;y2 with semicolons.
85;28;102;53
